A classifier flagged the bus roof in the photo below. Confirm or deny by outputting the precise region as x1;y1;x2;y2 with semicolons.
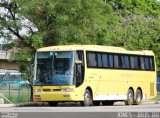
37;45;154;56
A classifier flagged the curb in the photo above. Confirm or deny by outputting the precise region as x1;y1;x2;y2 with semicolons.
16;102;48;107
141;100;159;104
0;104;16;107
0;102;48;107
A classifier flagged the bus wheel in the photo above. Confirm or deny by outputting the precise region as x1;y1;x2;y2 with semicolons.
133;89;142;105
102;101;114;106
125;89;134;105
93;101;100;106
48;102;58;106
80;89;93;106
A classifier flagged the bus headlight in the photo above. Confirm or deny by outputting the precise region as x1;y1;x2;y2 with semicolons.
34;89;41;92
61;88;74;92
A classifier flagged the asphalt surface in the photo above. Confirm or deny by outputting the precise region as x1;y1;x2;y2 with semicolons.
0;101;160;118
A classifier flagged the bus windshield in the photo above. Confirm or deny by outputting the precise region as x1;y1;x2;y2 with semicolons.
35;51;74;86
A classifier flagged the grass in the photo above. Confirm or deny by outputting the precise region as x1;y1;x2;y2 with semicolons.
0;87;31;104
156;92;160;101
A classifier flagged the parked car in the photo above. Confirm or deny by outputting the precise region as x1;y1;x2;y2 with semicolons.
0;72;30;89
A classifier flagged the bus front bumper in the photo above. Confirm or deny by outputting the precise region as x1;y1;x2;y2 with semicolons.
33;91;82;102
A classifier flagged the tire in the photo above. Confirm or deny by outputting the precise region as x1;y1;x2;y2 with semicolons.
102;101;114;106
48;102;58;106
124;89;134;105
93;101;100;106
80;89;93;106
133;89;142;105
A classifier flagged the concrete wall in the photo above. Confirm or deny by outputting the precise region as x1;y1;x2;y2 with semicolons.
0;51;19;73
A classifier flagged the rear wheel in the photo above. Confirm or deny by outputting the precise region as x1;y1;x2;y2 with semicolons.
80;89;93;106
125;89;134;105
48;102;58;106
102;101;114;106
133;89;142;105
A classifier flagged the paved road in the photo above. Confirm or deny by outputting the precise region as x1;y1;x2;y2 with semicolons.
0;102;160;112
0;103;160;118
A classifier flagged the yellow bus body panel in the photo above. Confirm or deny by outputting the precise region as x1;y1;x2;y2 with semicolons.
33;45;157;102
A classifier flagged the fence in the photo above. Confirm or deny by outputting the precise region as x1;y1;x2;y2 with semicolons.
0;83;31;104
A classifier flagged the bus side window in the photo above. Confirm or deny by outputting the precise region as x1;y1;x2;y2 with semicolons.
134;56;139;69
102;53;108;68
108;54;113;68
114;55;119;68
144;57;150;70
140;57;145;70
97;53;102;67
87;52;97;67
75;51;84;87
130;56;135;69
121;55;130;69
149;57;155;71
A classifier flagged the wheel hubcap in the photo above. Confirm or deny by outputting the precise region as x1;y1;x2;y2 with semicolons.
128;92;133;100
137;92;141;102
85;93;90;105
128;90;133;105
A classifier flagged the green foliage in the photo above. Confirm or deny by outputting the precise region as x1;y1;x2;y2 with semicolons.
156;92;160;101
106;0;160;68
18;0;116;45
11;49;33;72
109;0;160;16
107;15;160;49
0;0;160;70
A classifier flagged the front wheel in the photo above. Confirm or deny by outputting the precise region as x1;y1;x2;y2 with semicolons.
80;89;93;106
48;102;58;106
124;89;134;105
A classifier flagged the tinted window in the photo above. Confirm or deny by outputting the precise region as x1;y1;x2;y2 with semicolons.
149;57;154;70
130;56;139;69
114;55;119;68
130;56;135;69
121;55;130;68
144;57;150;70
97;53;102;67
108;54;113;68
140;57;145;70
87;53;97;67
86;51;155;71
102;54;108;67
134;56;139;69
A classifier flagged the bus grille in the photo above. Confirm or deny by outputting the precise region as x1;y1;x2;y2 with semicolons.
150;83;154;96
42;89;61;92
42;89;51;92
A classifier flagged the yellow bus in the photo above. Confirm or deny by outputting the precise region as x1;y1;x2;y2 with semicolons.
33;45;157;106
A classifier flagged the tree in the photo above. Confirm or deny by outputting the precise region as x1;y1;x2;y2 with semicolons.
1;0;160;69
0;0;117;72
18;0;117;45
106;0;160;67
108;0;160;16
